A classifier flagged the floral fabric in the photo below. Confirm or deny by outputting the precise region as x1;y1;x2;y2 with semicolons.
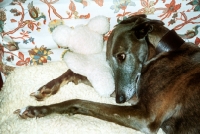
0;0;200;81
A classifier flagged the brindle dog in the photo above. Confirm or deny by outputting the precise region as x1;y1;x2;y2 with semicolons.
14;15;200;134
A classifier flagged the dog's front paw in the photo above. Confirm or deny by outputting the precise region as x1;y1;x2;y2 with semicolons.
30;88;50;101
30;80;60;101
14;106;49;119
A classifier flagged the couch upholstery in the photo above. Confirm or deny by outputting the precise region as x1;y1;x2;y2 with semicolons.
0;0;200;81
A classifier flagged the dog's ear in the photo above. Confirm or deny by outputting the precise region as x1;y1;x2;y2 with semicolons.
133;22;153;39
133;19;164;39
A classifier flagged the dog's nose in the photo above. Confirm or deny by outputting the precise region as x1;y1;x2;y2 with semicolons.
116;95;126;103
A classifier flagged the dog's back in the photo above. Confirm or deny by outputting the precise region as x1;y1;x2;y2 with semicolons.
139;43;200;133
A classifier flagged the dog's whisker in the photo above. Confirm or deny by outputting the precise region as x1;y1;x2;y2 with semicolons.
135;72;141;98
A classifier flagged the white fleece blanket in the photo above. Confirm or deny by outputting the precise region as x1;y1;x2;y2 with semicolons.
0;61;164;134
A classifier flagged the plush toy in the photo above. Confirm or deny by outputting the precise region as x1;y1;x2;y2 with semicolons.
52;16;114;97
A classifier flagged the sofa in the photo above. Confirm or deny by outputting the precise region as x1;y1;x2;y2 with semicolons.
0;0;200;134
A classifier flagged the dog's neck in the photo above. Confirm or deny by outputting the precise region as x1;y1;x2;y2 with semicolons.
148;26;185;53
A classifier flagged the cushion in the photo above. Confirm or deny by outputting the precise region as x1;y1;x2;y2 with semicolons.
0;61;165;134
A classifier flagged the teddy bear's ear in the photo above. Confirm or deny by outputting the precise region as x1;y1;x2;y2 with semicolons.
52;25;72;47
87;16;110;34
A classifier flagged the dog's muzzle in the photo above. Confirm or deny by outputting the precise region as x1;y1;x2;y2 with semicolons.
116;72;141;103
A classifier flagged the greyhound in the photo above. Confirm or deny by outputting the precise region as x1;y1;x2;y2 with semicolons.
14;15;200;134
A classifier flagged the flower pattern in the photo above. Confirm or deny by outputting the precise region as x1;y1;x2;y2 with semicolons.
110;0;136;13
0;0;200;79
159;0;181;20
48;19;64;33
187;0;200;11
29;45;53;65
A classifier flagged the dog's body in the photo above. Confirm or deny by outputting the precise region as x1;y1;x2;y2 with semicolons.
15;15;200;134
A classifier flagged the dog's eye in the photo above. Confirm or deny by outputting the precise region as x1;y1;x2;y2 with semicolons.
117;53;126;62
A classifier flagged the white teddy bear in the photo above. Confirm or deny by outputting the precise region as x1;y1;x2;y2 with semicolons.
52;16;115;97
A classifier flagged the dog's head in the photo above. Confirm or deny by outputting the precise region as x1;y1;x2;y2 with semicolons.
106;15;164;103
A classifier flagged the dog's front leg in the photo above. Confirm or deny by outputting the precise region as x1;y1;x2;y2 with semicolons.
14;99;155;133
30;70;92;101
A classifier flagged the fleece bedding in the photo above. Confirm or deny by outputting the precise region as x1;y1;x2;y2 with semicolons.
0;61;164;134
